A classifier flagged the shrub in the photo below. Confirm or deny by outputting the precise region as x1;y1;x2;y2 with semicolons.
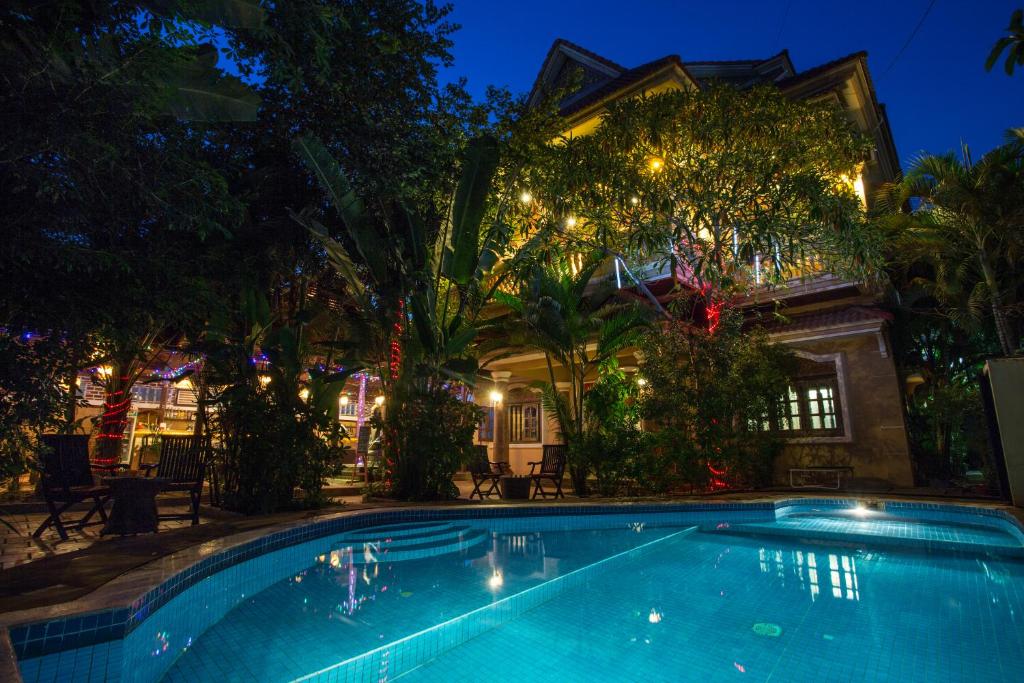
639;303;796;492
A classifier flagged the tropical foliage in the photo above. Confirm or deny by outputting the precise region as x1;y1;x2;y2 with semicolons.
575;359;649;496
639;303;796;492
202;292;353;514
491;256;651;494
291;133;516;499
878;137;1024;357
987;8;1024;75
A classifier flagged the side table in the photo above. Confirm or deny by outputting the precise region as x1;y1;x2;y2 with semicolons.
499;475;531;500
101;476;168;535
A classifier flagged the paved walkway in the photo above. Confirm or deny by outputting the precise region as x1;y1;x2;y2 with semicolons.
0;504;204;571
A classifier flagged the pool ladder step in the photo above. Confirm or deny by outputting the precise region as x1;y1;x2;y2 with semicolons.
334;524;488;563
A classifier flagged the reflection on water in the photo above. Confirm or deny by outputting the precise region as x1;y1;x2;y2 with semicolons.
759;546;861;602
762;547;862;602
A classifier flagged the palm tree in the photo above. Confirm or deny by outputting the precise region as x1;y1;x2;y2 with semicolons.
879;140;1024;356
987;9;1024;75
489;256;651;494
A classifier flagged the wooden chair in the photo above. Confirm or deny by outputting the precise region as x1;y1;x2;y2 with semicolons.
529;445;566;499
468;445;509;499
141;435;209;525
33;435;120;540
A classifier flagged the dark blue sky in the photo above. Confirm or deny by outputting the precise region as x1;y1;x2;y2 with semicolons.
441;0;1023;170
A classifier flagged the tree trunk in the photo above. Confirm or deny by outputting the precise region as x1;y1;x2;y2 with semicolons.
980;254;1017;356
95;363;131;463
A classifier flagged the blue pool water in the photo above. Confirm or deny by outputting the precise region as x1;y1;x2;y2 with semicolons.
12;502;1024;682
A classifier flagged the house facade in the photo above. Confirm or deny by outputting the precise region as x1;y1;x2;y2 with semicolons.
475;39;913;489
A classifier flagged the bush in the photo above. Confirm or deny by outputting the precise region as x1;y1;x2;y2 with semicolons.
639;303;796;492
0;333;82;490
212;384;346;515
382;384;482;501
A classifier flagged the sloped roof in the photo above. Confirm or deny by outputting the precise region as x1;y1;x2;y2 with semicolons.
560;54;690;117
754;306;893;335
776;51;866;89
533;40;870;119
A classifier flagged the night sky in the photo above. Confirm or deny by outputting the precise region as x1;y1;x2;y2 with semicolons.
441;0;1023;170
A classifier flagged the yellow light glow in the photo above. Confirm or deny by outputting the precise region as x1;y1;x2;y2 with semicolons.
258;374;272;387
488;570;504;590
565;215;577;228
630;196;639;205
97;365;113;378
697;227;712;241
489;390;503;404
648;156;664;171
174;377;193;390
853;174;866;207
299;388;310;400
519;191;533;204
636;377;648;387
339;395;349;406
374;395;385;406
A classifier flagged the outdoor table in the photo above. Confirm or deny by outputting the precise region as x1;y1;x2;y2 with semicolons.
101;475;168;535
500;475;531;500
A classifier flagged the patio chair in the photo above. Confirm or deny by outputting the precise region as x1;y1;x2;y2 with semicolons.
33;434;121;540
141;434;209;525
529;445;566;499
468;445;509;500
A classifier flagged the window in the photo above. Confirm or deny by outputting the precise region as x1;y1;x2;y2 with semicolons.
508;402;541;443
132;384;164;405
804;380;840;432
478;406;495;442
338;400;357;418
762;375;844;437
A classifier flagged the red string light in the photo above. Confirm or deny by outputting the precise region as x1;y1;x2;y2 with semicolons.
389;300;404;381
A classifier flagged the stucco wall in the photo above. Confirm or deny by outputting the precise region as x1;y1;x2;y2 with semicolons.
774;331;913;487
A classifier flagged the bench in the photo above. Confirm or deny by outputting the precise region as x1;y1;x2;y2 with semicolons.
789;466;854;490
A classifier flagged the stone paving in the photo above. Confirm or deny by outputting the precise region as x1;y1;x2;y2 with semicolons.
0;505;202;571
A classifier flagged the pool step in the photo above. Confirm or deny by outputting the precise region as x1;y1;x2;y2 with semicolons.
335;525;488;563
703;520;1024;557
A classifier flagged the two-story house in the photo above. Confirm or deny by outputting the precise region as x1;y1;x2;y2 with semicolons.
477;39;913;489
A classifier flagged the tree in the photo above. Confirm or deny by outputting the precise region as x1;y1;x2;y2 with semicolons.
878;140;1024;356
888;305;996;485
293;135;526;499
514;84;877;302
987;9;1024;75
491;256;652;494
0;1;261;463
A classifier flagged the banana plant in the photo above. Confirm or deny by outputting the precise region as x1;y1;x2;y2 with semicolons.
291;134;520;387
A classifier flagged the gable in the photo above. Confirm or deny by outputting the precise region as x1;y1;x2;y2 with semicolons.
527;39;622;108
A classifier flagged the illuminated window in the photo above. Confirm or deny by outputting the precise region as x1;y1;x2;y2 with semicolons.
762;377;842;436
805;381;839;431
508;402;541;443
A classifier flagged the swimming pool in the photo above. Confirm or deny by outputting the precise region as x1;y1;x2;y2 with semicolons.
9;499;1024;682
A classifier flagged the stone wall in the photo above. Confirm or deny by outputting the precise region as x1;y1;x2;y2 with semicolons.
774;331;914;487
